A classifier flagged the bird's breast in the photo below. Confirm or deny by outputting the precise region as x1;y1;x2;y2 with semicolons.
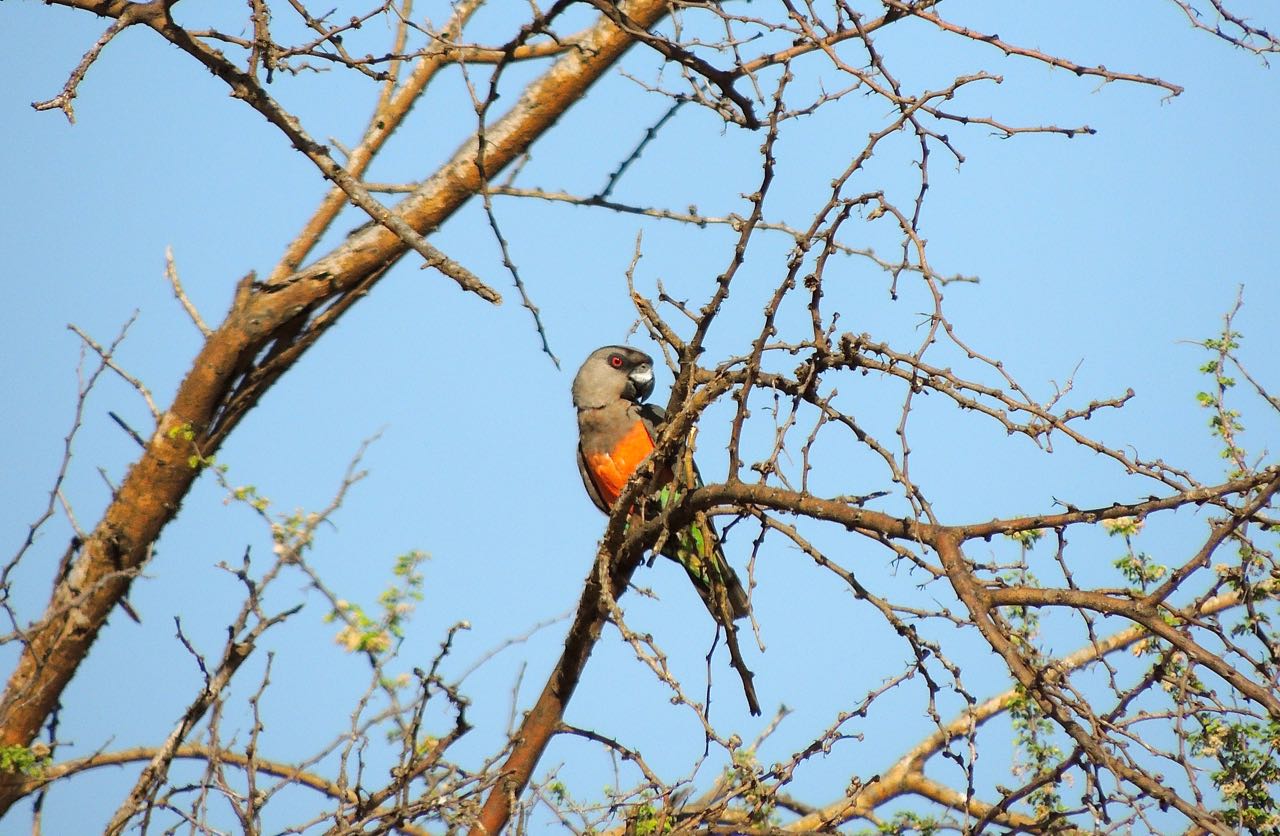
584;420;656;506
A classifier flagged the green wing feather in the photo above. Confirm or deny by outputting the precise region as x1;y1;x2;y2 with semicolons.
653;434;750;622
608;393;761;713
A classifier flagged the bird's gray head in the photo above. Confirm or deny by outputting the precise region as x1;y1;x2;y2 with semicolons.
571;345;655;409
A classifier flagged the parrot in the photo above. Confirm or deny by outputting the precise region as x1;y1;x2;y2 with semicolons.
572;344;761;715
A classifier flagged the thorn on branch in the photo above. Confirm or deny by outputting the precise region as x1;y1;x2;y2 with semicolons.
108;412;147;449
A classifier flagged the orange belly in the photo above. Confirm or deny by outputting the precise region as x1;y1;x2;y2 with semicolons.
585;420;655;506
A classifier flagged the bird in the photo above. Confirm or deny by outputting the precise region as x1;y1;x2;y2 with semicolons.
572;345;761;715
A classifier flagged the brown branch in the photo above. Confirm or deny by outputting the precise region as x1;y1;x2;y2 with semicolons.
52;2;498;301
467;529;648;835
890;2;1185;97
984;584;1280;720
4;314;137;594
164;246;211;337
590;0;761;128
1168;0;1280;54
270;0;485;279
934;532;1236;836
67;323;159;421
736;1;942;77
0;0;680;815
31;16;129;122
104;603;300;835
786;609;1150;828
12;744;428;836
23;3;1275;831
1145;473;1280;605
156;12;500;302
467;346;755;833
687;476;1261;544
28;744;355;803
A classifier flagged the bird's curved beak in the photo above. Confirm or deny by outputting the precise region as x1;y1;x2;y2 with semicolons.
628;363;654;402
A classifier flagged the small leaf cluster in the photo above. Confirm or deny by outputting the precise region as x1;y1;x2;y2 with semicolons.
0;744;49;777
326;550;428;656
627;793;670;836
998;537;1066;818
1103;517;1166;593
1007;685;1065;818
726;748;777;826
1191;717;1280;832
166;421;221;471
1196;328;1247;476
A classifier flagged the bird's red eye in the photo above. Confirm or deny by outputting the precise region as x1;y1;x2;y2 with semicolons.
609;355;624;368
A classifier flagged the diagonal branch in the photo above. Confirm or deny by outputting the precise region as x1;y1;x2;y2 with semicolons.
0;0;680;814
890;2;1185;97
934;532;1236;836
582;0;761;128
31;15;129;123
467;529;649;836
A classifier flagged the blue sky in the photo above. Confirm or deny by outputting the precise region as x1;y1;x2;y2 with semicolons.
2;1;1278;831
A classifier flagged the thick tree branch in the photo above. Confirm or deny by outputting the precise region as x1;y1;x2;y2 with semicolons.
0;0;678;813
